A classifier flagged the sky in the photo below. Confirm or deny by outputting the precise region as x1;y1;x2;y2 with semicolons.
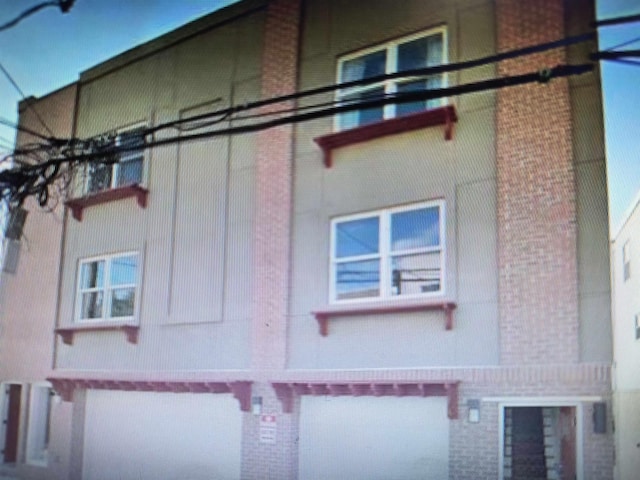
0;0;638;235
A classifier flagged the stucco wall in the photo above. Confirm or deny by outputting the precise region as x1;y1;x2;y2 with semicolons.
289;0;499;369
55;7;266;371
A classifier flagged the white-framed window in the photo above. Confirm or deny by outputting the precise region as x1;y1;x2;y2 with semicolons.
330;200;445;303
623;241;631;281
336;27;447;131
25;383;52;466
83;125;146;195
76;252;139;322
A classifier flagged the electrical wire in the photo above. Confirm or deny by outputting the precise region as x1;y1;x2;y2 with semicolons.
593;13;640;28
0;116;52;141
608;58;640;67
0;1;60;33
146;32;596;136
604;35;640;52
0;61;55;138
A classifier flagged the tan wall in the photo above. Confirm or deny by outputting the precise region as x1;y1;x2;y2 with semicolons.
55;6;266;371
289;0;499;368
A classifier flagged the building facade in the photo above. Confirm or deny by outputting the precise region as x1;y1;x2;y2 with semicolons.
610;193;640;480
0;84;77;480
0;0;613;479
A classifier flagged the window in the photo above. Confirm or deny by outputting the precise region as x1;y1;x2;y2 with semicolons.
623;241;631;281
330;201;445;303
26;384;52;466
84;126;145;195
336;28;447;131
76;252;139;322
635;314;640;340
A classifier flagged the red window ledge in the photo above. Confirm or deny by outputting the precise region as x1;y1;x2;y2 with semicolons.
56;323;139;345
313;300;457;336
65;184;149;221
314;105;458;168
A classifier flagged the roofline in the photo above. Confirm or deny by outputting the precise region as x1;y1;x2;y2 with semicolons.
79;0;265;84
18;81;78;113
612;187;640;242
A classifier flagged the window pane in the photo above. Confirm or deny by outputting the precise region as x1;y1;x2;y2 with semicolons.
81;292;103;319
341;50;386;82
396;80;428;117
336;259;380;300
398;34;443;72
391;252;441;296
110;255;137;286
391;207;440;251
110;288;135;317
339;87;385;129
116;157;143;187
86;163;112;193
81;261;104;289
336;216;379;258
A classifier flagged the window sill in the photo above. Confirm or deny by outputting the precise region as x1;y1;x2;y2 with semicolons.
312;299;456;336
55;322;139;345
314;105;457;168
65;184;148;221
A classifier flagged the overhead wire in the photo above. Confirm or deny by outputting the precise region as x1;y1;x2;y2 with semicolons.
0;61;55;138
0;1;61;33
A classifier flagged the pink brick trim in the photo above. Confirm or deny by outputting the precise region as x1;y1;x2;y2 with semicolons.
251;0;301;371
495;0;579;365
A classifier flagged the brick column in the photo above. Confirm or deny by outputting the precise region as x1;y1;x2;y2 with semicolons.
251;0;300;371
496;0;579;364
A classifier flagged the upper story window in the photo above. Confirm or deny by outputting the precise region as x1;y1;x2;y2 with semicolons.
336;27;447;131
84;126;145;195
76;252;139;322
623;241;631;282
635;314;640;340
330;201;445;303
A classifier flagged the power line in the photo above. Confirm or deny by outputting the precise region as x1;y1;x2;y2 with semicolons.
0;61;55;138
604;34;640;52
0;116;52;142
147;32;596;136
0;1;72;34
593;13;640;28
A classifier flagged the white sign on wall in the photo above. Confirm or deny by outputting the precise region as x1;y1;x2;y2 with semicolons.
259;414;277;444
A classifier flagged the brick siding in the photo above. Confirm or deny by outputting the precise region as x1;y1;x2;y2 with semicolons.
496;0;579;365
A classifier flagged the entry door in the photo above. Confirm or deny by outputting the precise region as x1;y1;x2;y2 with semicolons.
559;407;576;480
1;384;22;463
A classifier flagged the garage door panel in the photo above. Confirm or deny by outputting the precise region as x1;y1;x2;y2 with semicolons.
83;390;242;480
299;396;449;480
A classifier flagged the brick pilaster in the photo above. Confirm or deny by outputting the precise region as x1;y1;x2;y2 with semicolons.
251;0;301;371
496;0;579;365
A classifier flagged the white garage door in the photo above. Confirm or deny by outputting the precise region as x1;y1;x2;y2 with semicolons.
83;390;242;480
299;396;449;480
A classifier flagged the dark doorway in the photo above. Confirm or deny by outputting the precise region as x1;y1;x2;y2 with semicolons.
2;384;22;463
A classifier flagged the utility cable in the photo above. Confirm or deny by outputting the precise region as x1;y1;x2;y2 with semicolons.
0;61;55;138
18;63;593;169
593;13;640;28
147;32;596;135
604;34;640;52
0;116;52;141
0;1;61;33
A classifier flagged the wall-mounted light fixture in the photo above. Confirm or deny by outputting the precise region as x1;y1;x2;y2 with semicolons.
467;399;480;423
251;396;263;416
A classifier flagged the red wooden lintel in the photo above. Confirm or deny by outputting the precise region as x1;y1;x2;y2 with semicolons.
313;301;457;336
314;105;458;168
65;184;149;222
272;383;295;413
228;381;252;412
55;323;140;345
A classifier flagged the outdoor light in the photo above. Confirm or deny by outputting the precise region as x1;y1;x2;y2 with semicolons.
251;396;263;416
468;399;480;423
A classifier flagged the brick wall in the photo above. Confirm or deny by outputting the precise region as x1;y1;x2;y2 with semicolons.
496;0;579;365
245;0;301;478
251;0;301;371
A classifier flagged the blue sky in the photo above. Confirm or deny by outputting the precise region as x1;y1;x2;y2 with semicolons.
0;0;638;234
